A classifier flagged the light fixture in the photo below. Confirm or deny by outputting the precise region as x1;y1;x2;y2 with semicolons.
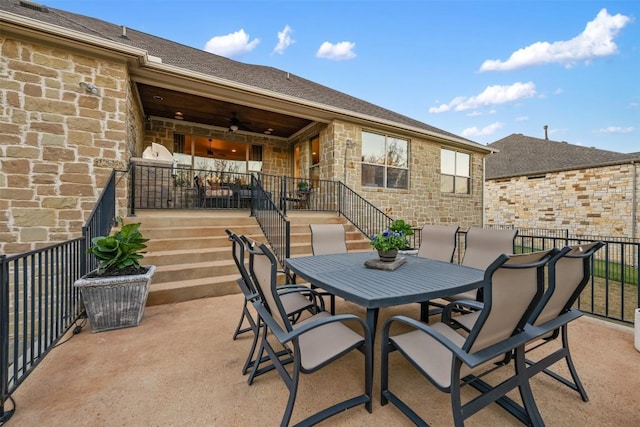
229;124;238;132
174;111;184;120
79;82;99;95
153;95;164;101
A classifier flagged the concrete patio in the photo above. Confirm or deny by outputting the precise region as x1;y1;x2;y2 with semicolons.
6;294;640;426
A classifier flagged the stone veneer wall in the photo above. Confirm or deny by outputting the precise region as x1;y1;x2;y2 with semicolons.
333;120;484;229
0;36;134;255
485;163;640;238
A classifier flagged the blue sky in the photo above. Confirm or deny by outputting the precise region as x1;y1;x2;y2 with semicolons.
43;0;639;153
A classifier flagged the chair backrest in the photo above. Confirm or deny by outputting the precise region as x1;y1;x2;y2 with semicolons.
224;229;255;297
247;242;293;333
530;241;605;326
310;224;347;255
462;227;518;270
417;224;460;262
465;249;555;353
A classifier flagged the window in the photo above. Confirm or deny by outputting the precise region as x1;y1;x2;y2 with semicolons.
441;148;470;194
361;131;408;189
309;135;320;184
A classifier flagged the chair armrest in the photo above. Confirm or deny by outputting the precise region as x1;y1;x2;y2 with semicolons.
441;299;484;325
253;301;369;346
276;284;326;311
382;315;536;369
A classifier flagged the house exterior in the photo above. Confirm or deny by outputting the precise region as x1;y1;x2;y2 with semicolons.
484;133;640;239
0;0;492;255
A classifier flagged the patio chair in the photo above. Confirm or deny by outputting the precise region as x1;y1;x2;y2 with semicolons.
417;224;460;262
444;242;604;422
308;223;348;314
446;227;518;303
380;249;556;426
224;229;322;384
247;241;372;427
416;224;460;318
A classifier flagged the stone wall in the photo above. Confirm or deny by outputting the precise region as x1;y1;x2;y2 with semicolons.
485;163;640;238
334;122;484;229
0;36;134;255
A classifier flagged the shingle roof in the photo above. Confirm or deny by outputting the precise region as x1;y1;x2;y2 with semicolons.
1;0;476;145
485;134;640;179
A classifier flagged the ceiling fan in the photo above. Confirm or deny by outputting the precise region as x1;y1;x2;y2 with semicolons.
228;112;251;132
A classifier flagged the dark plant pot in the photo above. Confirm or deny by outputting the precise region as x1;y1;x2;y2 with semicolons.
377;248;398;262
74;265;156;333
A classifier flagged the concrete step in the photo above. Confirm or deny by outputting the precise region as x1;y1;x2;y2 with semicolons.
127;209;371;306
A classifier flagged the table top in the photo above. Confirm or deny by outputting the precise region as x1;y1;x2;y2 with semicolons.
286;252;485;309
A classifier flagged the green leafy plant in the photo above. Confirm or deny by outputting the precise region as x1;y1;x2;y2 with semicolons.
389;219;414;236
88;217;149;275
297;181;309;191
370;229;408;252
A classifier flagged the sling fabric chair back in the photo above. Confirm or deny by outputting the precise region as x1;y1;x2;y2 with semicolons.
525;241;605;402
308;223;346;313
381;249;555;426
447;227;518;302
417;224;460;262
309;224;348;255
247;242;372;426
225;229;316;385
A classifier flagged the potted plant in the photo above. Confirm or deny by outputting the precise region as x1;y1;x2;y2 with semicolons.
389;219;414;250
74;217;155;332
297;180;310;192
370;229;408;262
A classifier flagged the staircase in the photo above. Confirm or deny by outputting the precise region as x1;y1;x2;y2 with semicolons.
129;210;371;306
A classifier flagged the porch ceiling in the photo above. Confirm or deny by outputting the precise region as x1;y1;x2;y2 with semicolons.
136;83;314;138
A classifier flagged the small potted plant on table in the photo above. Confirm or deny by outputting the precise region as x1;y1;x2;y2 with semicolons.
74;217;155;332
370;228;409;262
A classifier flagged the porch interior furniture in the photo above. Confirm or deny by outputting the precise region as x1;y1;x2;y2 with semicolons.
380;249;556;426
283;187;312;210
247;241;372;427
445;227;518;303
416;224;460;318
225;229;321;384
194;176;233;208
308;223;348;314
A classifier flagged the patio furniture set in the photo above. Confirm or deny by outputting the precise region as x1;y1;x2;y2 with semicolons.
225;225;603;426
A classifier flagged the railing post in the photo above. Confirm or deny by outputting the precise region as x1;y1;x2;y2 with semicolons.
0;255;13;422
129;163;136;216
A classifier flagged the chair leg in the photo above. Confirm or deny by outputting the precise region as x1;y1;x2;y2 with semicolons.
514;346;545;427
560;325;589;402
233;301;252;340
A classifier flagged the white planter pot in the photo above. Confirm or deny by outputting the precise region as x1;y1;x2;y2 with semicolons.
635;308;640;352
74;265;155;333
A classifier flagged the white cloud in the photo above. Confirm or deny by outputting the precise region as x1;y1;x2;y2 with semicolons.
629;101;639;109
467;111;482;117
554;88;564;95
204;29;260;58
594;126;635;134
516;116;529;122
273;25;294;54
316;41;356;60
429;82;536;113
462;122;504;137
479;9;630;71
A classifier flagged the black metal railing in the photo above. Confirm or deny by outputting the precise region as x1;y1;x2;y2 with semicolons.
338;182;394;238
251;176;291;268
1;171;117;421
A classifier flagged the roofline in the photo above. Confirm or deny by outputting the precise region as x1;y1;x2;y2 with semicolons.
1;9;492;153
487;158;639;180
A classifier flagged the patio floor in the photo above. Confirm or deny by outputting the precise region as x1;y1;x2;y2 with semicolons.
6;294;640;426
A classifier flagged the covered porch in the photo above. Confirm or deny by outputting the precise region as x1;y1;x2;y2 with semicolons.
7;294;638;426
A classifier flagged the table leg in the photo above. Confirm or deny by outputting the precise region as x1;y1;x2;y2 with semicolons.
365;308;379;347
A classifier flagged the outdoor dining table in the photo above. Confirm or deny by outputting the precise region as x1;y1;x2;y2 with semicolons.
286;251;485;345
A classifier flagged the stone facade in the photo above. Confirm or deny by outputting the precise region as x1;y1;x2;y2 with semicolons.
1;36;486;256
0;36;135;254
485;163;640;238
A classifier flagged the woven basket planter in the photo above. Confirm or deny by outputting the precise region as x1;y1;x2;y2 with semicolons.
74;265;156;333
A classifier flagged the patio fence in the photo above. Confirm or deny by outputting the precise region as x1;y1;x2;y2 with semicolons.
0;171;117;422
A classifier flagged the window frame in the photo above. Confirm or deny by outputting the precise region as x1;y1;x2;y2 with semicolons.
440;148;471;194
360;130;409;189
